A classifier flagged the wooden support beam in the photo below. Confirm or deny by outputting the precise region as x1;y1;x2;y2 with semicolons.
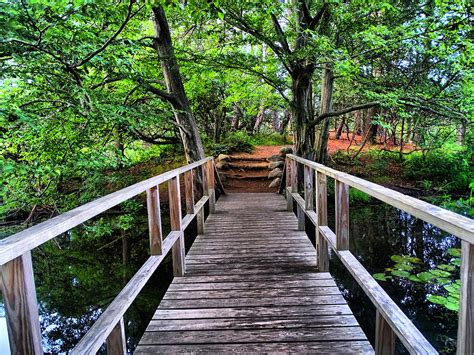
146;186;162;255
316;172;329;272
207;160;216;214
457;240;474;355
197;208;205;235
304;165;314;210
106;317;127;355
335;181;350;250
168;177;185;277
291;159;298;193
375;310;395;355
183;170;195;215
286;159;293;212
1;252;43;355
297;205;305;231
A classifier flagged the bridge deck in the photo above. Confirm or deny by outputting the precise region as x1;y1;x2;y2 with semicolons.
136;193;373;354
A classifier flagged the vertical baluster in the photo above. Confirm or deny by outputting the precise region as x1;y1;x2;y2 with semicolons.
106;317;126;355
335;180;350;250
457;240;473;355
286;158;293;212
316;172;329;271
375;310;395;355
146;186;162;255
304;165;314;210
1;251;43;355
207;160;216;213
168;176;185;276
291;159;298;193
183;170;195;215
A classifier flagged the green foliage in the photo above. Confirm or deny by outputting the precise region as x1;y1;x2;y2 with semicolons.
349;188;371;203
374;250;462;312
403;145;472;192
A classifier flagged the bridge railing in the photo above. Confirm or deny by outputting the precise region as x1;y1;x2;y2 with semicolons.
285;154;473;355
0;157;224;355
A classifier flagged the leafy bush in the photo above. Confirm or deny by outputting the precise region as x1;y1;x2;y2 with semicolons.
403;145;472;192
206;131;255;155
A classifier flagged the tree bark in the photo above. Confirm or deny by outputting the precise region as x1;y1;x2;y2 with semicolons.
151;6;205;163
313;64;334;163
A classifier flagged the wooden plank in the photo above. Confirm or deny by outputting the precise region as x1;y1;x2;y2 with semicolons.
146;186;162;255
335;180;350;250
136;341;374;354
287;154;474;243
304;165;314;210
0;252;43;355
106;317;126;355
152;304;352;319
147;315;359;331
158;294;346;308
71;231;179;355
139;327;368;345
375;310;395;355
457;240;474;355
297;204;305;231
183;169;194;214
213;160;226;195
168;177;185;277
0;157;212;266
171;273;334;283
291;159;298;193
316;172;329;272
167;279;337;291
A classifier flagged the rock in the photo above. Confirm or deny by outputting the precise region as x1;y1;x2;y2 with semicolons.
269;177;281;188
268;167;283;179
268;161;284;170
280;146;293;156
216;161;229;170
217;154;231;162
267;154;283;162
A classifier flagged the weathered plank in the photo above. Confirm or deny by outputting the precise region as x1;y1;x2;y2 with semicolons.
146;186;162;255
375;310;395;355
183;169;194;214
335;180;350;250
106;317;126;355
0;252;43;355
316;171;329;271
136;341;374;354
168;177;185;277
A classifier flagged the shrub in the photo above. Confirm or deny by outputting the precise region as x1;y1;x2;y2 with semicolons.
403;146;472;192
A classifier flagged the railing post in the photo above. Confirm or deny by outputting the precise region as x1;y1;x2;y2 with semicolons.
168;176;185;277
335;180;350;250
316;172;329;272
1;251;43;355
183;170;195;215
106;317;126;355
286;158;293;212
375;310;395;355
207;160;216;214
304;165;314;211
146;186;162;255
457;240;473;355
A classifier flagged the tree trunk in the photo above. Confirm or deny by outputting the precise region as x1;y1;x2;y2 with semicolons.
335;116;346;139
151;6;205;163
291;66;315;159
313;64;334;164
457;118;467;145
253;107;266;133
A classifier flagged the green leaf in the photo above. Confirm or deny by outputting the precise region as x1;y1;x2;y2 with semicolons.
391;270;410;278
447;248;461;257
394;263;414;271
373;273;390;281
437;264;456;271
427;294;447;305
429;269;452;278
408;275;422;282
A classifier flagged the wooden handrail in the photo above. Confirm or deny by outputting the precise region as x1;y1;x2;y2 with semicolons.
0;157;212;266
285;154;473;355
0;157;220;355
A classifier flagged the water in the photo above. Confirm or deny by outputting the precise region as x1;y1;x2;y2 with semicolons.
0;198;461;354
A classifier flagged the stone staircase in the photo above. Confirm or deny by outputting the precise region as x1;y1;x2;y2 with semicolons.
215;146;291;193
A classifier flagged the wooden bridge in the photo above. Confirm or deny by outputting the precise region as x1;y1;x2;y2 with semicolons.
0;155;473;354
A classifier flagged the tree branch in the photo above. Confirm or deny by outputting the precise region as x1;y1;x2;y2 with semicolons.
71;0;144;68
309;3;329;30
308;101;379;129
271;14;291;54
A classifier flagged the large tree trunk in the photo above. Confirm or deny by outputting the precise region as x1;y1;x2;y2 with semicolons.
291;66;315;159
313;64;334;164
152;6;205;163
